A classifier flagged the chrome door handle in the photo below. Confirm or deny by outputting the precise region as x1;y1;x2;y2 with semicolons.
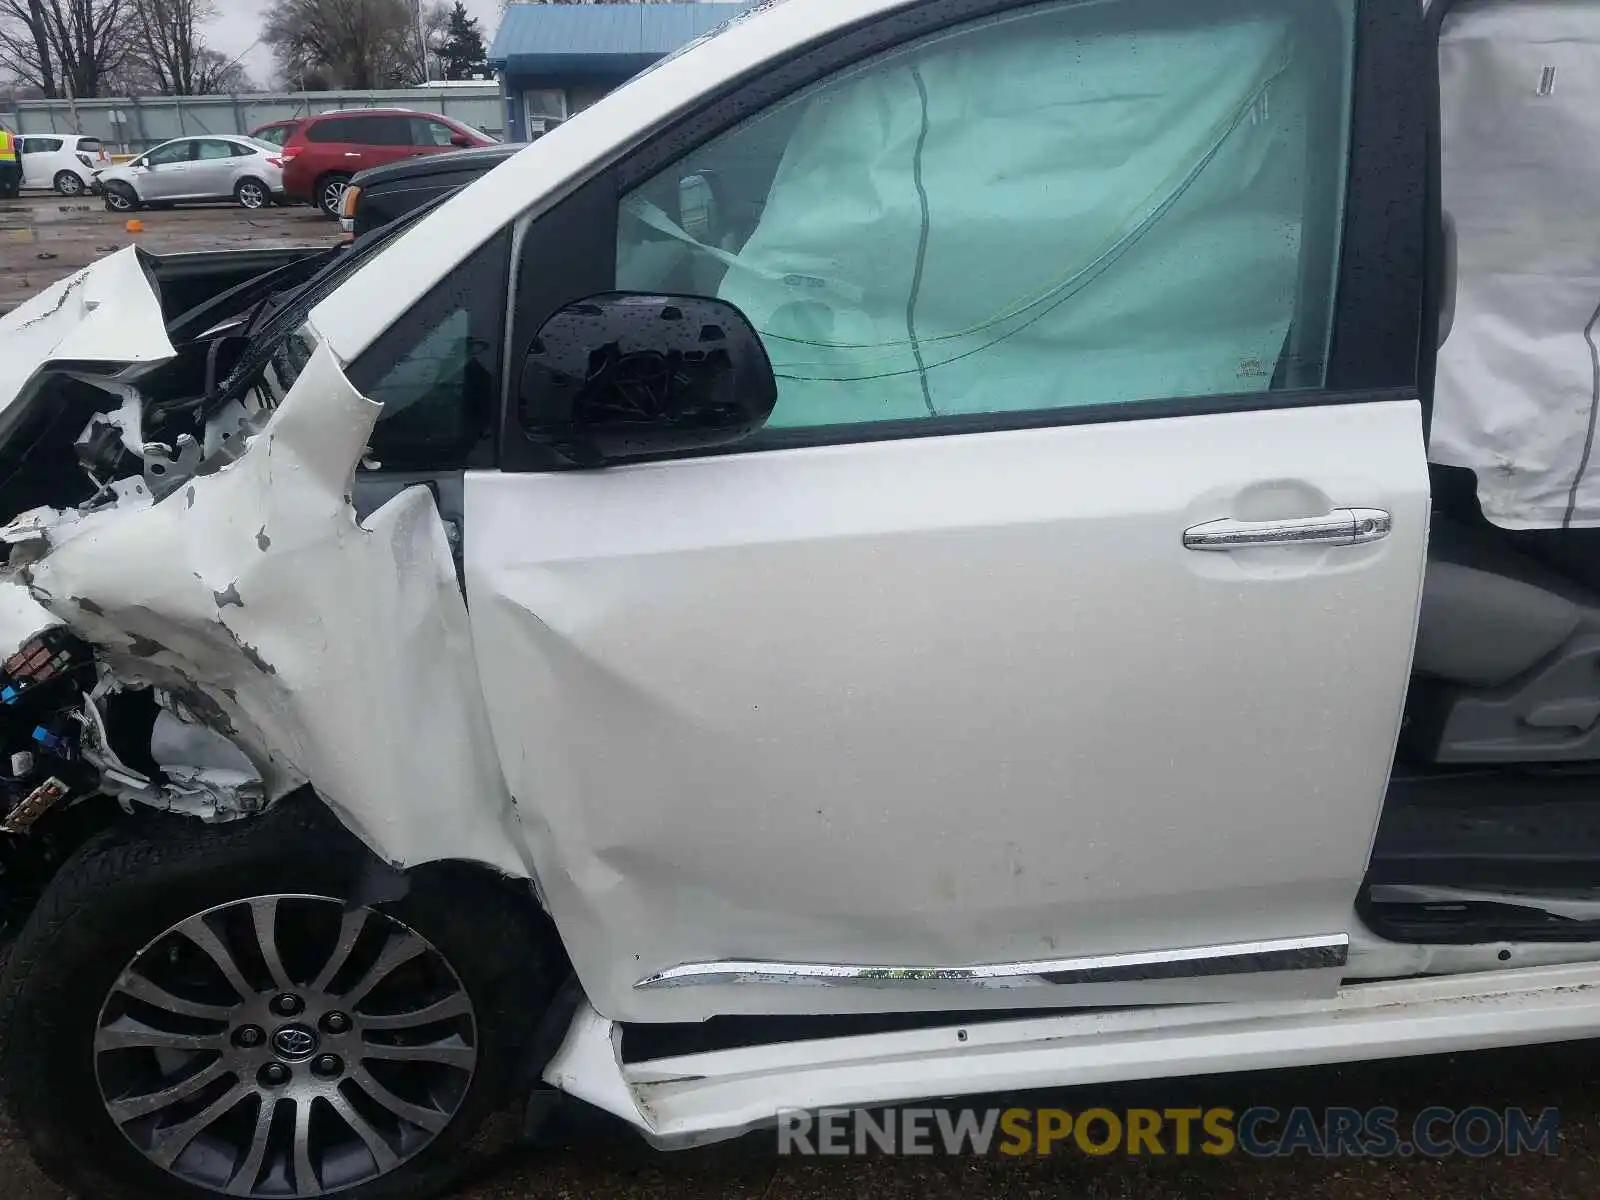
1183;508;1392;552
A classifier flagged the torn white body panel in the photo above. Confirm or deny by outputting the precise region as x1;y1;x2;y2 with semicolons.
15;339;530;876
0;584;59;661
0;248;175;419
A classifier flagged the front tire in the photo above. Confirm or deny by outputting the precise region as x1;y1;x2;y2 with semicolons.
53;170;84;196
103;182;139;213
0;795;558;1200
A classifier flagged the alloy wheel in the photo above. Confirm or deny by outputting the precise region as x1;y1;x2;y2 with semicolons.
94;895;477;1197
105;186;134;212
56;172;83;196
320;179;347;217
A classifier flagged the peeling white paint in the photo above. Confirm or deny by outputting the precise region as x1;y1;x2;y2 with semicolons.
0;583;58;660
13;341;531;876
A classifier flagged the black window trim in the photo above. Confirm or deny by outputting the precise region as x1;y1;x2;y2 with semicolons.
491;0;1429;471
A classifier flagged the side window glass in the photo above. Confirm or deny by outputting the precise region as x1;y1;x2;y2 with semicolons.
146;142;191;166
306;119;352;144
196;140;234;160
410;118;456;147
347;232;511;471
616;0;1355;432
368;117;413;146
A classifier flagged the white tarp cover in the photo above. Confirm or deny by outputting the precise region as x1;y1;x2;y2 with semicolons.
619;0;1316;428
1434;1;1600;529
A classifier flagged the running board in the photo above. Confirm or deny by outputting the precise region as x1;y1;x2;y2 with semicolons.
543;962;1600;1149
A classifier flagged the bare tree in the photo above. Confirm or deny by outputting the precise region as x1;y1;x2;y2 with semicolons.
125;0;227;95
106;38;250;95
0;0;130;97
0;0;58;95
262;0;422;91
395;0;451;85
46;0;130;97
194;46;251;93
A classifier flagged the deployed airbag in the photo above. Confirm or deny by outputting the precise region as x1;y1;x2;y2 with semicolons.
1433;1;1600;529
619;0;1321;428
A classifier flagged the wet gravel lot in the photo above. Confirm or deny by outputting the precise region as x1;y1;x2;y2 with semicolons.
3;1038;1598;1198
0;192;339;314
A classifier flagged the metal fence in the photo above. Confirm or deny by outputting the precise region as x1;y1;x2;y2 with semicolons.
1;84;508;154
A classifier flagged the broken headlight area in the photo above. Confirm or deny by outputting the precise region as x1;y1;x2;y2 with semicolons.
0;242;347;542
0;371;290;572
0;628;97;833
0;230;528;906
0;629;266;837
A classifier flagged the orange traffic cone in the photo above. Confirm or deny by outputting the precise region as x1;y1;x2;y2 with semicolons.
125;219;143;234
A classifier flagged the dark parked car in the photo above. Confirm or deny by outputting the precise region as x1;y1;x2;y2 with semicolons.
339;140;527;238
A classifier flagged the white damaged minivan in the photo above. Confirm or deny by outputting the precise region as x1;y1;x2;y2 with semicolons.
0;0;1595;1196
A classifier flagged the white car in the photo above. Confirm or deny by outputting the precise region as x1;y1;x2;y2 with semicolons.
0;0;1593;1197
18;133;107;196
95;135;285;212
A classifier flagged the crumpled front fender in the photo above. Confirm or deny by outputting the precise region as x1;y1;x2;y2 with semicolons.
8;339;531;877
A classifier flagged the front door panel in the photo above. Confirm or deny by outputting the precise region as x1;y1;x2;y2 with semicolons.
464;398;1429;1023
187;143;235;199
140;160;190;200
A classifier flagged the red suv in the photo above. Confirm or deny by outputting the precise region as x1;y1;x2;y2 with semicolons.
256;109;497;218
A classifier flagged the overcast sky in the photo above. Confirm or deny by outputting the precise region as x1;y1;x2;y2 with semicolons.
205;0;506;87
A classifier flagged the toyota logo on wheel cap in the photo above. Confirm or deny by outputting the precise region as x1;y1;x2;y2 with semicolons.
271;1025;318;1060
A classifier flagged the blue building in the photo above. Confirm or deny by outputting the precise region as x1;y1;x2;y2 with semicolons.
490;2;754;143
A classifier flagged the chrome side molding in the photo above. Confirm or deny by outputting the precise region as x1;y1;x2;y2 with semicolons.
634;933;1348;990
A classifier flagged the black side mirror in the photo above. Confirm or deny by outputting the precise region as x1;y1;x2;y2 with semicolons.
519;292;778;466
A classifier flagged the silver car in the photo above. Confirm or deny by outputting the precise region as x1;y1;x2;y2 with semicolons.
96;135;284;213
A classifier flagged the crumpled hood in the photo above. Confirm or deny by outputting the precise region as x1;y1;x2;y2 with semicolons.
0;246;175;418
